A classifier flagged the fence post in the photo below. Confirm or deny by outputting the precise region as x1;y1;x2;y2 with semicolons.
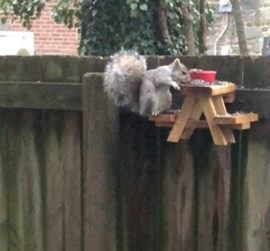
82;73;118;251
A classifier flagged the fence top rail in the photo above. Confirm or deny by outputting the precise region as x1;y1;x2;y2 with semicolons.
0;81;82;111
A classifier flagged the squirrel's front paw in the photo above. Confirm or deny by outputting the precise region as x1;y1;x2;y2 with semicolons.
171;81;180;90
151;110;160;116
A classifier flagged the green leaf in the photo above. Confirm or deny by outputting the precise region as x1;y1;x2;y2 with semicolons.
139;4;147;11
1;17;7;24
130;9;137;17
130;3;138;10
62;1;69;9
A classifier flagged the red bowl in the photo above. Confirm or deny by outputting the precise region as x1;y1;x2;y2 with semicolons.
198;71;217;82
189;69;217;82
189;71;199;80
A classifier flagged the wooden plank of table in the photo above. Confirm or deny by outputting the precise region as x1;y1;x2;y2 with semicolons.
180;83;236;96
149;114;177;123
214;113;259;125
155;120;251;131
155;119;208;128
228;122;251;130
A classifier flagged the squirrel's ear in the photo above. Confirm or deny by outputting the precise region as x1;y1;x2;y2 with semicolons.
173;58;181;68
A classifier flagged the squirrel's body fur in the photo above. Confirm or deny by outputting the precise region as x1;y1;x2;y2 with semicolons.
104;50;190;116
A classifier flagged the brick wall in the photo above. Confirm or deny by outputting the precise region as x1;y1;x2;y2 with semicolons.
11;3;79;55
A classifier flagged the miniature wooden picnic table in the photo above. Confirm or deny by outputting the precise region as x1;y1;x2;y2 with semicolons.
150;82;258;146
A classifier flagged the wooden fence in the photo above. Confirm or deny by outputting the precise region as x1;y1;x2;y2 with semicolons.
0;55;270;251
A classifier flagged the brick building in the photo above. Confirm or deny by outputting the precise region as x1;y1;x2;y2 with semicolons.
0;3;79;55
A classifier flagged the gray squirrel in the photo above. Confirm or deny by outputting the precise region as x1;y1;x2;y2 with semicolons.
103;50;190;116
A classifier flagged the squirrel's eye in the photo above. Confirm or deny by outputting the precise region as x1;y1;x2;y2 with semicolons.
182;71;186;75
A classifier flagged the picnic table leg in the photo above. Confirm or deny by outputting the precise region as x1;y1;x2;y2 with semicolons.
212;96;235;143
199;96;228;146
181;96;203;140
167;95;197;143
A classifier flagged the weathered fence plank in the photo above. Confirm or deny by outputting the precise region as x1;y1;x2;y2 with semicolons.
191;132;231;251
244;122;270;251
83;73;118;251
0;115;8;251
44;112;64;251
0;162;8;251
20;110;44;251
4;111;25;251
61;111;82;251
118;113;161;251
162;140;195;251
0;109;82;251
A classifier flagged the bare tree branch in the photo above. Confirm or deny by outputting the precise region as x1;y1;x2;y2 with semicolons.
157;0;173;47
231;0;249;56
179;0;196;56
199;0;207;54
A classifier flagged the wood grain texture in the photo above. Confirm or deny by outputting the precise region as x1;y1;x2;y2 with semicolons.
167;96;197;142
214;113;258;125
193;138;231;251
212;96;235;143
180;83;236;96
181;97;202;139
0;158;8;251
118;113;161;251
20;110;44;251
0;109;82;251
4;111;25;251
0;113;9;251
243;123;270;251
199;96;227;145
0;81;82;111
43;112;64;251
61;111;82;251
83;73;118;251
162;141;195;251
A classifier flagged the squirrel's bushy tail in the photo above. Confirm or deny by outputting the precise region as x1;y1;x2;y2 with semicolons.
104;50;146;109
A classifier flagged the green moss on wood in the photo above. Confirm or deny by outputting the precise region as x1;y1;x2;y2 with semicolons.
44;61;63;82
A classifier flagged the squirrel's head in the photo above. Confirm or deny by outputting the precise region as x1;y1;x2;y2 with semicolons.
171;58;191;84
